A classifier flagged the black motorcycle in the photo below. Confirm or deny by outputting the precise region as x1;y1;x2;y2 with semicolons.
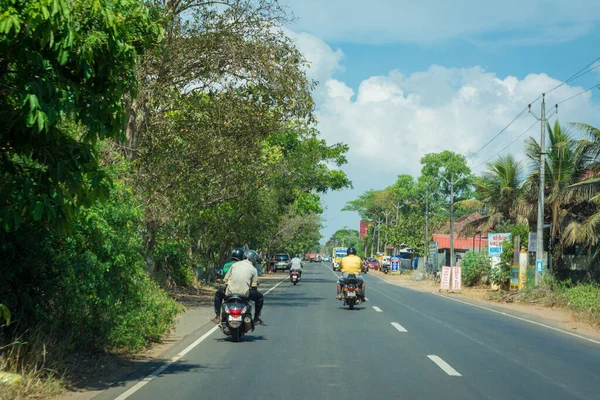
219;294;254;342
340;274;363;310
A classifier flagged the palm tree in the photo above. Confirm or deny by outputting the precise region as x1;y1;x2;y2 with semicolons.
525;120;587;270
560;123;600;259
457;154;527;232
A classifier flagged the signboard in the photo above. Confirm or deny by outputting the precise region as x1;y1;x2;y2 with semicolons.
451;267;462;290
528;232;536;252
429;241;438;270
440;266;451;290
390;257;400;272
488;233;511;257
359;220;368;240
536;259;543;272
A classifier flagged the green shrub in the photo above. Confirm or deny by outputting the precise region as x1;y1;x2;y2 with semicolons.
0;169;182;351
153;234;194;287
566;284;600;315
462;251;491;286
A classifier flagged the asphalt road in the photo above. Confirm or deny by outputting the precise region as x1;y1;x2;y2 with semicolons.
98;263;600;400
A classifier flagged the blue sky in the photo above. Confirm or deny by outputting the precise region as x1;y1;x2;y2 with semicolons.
280;0;600;242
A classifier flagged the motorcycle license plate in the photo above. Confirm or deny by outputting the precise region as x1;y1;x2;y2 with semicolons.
228;315;242;322
347;291;356;297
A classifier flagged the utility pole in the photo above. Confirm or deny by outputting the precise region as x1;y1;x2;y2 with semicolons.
422;190;431;271
529;94;546;285
376;218;383;254
449;173;455;267
440;172;465;267
382;211;392;256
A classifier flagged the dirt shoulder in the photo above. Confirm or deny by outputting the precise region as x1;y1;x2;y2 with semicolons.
369;270;600;342
54;284;218;400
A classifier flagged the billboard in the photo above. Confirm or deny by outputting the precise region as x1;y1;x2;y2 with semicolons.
359;220;368;239
488;233;511;257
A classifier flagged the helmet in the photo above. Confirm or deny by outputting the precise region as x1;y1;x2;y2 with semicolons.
244;249;259;266
347;246;357;255
230;248;245;261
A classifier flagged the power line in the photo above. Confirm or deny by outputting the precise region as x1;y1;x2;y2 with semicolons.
473;120;539;170
546;55;600;95
556;83;599;105
470;106;528;158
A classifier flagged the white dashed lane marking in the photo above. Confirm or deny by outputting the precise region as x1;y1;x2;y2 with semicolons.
428;355;462;377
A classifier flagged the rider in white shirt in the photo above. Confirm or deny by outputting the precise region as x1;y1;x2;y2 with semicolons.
290;255;303;279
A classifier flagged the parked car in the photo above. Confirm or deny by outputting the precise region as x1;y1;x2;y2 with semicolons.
366;257;379;270
273;253;291;271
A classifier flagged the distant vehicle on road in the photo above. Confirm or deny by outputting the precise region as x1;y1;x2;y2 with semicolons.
366;258;379;270
272;253;291;271
322;256;331;262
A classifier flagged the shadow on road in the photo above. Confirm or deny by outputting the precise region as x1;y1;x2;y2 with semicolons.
64;358;210;393
213;335;268;343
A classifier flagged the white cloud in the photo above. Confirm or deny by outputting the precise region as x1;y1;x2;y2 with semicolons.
283;0;600;45
288;31;600;238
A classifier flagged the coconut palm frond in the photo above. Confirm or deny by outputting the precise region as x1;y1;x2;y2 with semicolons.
454;199;484;211
566;177;600;200
562;210;600;248
572;122;600;140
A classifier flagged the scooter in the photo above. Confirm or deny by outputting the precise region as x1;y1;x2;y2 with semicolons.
290;270;301;285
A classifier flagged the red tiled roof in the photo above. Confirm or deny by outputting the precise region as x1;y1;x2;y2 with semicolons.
432;233;488;251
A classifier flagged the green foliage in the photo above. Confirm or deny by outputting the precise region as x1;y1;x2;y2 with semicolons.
153;234;194;287
566;283;600;315
0;304;10;326
0;166;181;351
0;0;162;231
462;251;491;286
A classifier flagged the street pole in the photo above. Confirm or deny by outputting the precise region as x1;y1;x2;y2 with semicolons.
449;173;455;267
440;172;465;267
529;94;546;285
376;218;383;254
382;211;392;256
424;191;429;270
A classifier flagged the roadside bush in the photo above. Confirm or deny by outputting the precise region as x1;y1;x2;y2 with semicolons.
462;251;491;286
0;169;182;352
566;283;600;316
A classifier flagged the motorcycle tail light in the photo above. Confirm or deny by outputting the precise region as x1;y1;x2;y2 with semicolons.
229;308;242;316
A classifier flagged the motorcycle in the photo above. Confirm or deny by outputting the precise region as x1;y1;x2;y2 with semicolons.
380;264;390;274
219;294;254;342
341;274;363;310
290;270;301;285
361;262;369;274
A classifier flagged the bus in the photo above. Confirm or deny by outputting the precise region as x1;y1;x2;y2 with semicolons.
332;247;347;270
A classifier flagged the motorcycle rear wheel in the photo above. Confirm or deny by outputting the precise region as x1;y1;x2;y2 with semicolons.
348;298;355;310
231;328;241;342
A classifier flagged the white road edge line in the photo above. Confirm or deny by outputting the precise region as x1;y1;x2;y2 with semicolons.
427;355;462;377
438;294;600;346
372;306;383;312
370;272;600;346
114;277;287;400
391;322;407;332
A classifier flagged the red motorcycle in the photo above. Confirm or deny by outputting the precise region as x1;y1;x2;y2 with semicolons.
290;270;301;285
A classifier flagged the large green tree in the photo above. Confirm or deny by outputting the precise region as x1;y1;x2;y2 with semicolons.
0;0;161;231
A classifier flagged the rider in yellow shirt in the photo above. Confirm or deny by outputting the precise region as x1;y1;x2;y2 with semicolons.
336;246;366;301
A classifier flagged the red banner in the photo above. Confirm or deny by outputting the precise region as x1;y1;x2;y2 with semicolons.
359;220;368;239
